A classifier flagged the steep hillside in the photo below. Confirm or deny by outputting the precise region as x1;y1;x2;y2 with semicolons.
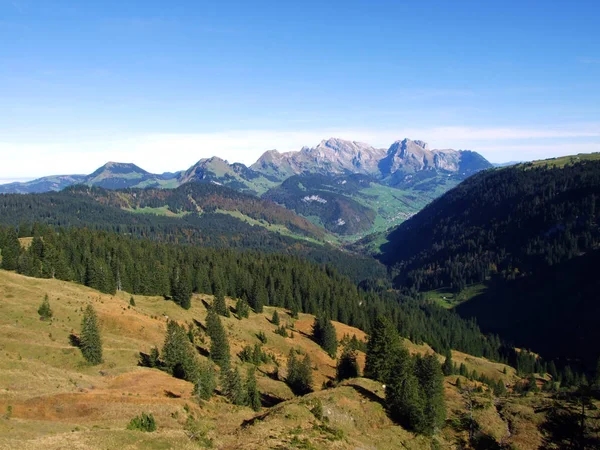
375;158;600;366
0;270;558;450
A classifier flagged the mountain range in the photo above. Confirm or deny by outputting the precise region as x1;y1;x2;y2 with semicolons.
0;138;493;238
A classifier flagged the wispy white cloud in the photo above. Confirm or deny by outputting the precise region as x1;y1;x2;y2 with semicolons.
1;124;599;178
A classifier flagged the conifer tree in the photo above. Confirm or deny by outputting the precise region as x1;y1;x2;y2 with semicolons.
172;268;192;309
442;350;454;376
235;297;250;319
415;354;446;435
222;367;246;406
161;321;199;381
194;361;217;401
386;352;425;432
336;344;360;381
365;316;401;382
312;314;337;358
246;367;261;411
80;304;103;365
0;228;20;270
271;310;280;326
493;379;507;397
286;350;313;395
149;346;161;368
249;281;266;313
206;309;230;368
213;288;229;317
38;294;53;320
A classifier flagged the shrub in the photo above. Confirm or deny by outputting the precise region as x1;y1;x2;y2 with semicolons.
127;412;156;432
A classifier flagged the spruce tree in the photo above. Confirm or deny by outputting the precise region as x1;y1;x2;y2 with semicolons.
386;352;425;432
336;344;360;381
222;367;246;406
365;316;401;382
172;269;192;309
271;310;280;326
236;297;250;319
442;350;454;376
0;228;20;270
194;361;217;401
206;309;230;368
415;354;446;436
213;288;229;317
312;314;337;358
246;367;261;411
286;350;313;395
38;294;53;320
149;346;161;368
80;304;103;365
161;321;199;381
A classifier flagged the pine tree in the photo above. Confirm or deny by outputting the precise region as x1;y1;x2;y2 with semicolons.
149;346;161;368
386;353;425;433
415;354;446;436
271;310;280;326
442;350;454;376
286;350;313;395
246;367;261;411
493;379;507;397
0;228;20;270
236;297;250;319
37;294;53;320
222;367;246;406
312;314;337;358
162;321;199;381
194;361;217;401
365;316;401;382
206;309;230;368
336;344;360;381
80;304;103;365
213;288;229;317
172;269;192;309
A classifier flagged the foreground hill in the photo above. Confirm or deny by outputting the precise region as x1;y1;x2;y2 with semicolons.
374;156;600;367
0;270;564;450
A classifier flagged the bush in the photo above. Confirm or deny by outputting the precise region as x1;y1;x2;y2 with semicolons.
127;412;157;432
275;325;288;337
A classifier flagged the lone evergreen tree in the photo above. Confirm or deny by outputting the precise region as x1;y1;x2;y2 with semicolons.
336;344;360;381
80;304;103;365
161;321;199;381
222;367;246;406
286;350;313;395
246;367;261;411
38;294;53;320
194;361;217;401
271;310;280;326
172;269;192;309
415;354;447;436
442;350;454;376
235;297;250;319
365;316;401;382
206;309;230;368
213;288;229;317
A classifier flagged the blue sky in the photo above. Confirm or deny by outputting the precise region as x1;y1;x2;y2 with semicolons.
1;0;599;181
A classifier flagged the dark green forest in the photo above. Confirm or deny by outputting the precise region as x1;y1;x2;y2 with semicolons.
377;160;600;368
0;185;385;283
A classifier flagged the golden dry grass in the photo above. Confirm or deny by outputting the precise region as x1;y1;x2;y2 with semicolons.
0;269;548;449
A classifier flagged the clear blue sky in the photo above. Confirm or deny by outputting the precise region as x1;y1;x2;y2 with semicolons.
1;0;599;180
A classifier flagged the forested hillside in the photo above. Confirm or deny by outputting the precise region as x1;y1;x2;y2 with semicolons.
376;158;600;367
0;185;386;283
0;224;506;362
